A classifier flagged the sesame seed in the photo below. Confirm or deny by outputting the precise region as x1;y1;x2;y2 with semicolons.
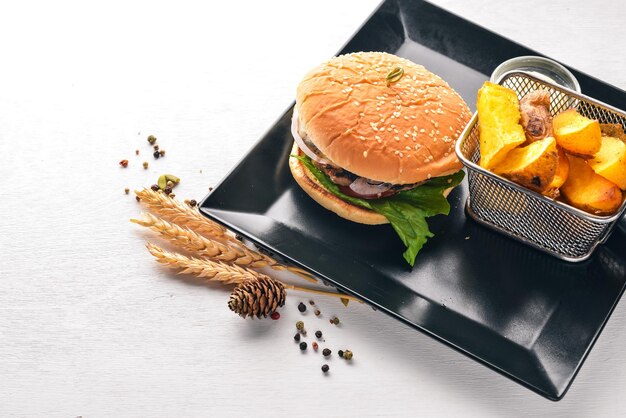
375;135;381;140
354;101;360;106
420;129;425;133
363;151;368;157
427;174;432;179
410;115;416;119
399;152;404;157
394;136;400;141
405;146;411;151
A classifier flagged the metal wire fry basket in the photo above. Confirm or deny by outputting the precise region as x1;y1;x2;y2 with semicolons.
456;71;626;262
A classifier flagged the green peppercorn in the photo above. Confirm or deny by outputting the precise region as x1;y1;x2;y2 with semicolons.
294;333;300;342
338;350;344;358
299;342;307;351
147;135;157;145
321;364;329;373
322;348;331;357
298;302;307;313
296;321;304;331
343;350;353;360
315;330;322;339
332;317;340;325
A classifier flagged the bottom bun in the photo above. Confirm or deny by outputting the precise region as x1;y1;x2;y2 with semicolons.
289;143;388;224
289;142;456;225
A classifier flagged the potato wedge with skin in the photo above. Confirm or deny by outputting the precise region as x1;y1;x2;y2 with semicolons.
477;82;527;169
561;155;623;215
588;136;626;189
543;146;570;198
600;123;626;141
553;109;601;156
493;136;557;193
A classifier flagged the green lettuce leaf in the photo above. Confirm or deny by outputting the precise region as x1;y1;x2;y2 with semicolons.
292;154;464;266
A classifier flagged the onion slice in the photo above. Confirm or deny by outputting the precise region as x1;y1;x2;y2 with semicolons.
291;109;331;165
344;177;396;199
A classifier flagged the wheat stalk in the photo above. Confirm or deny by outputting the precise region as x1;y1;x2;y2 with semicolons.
146;243;361;302
135;188;232;242
132;212;315;282
146;243;264;284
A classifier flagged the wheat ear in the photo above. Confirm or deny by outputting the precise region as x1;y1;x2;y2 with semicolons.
146;243;361;302
132;213;316;282
135;188;232;241
146;243;264;284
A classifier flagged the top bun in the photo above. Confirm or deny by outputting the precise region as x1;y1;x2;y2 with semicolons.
295;52;471;184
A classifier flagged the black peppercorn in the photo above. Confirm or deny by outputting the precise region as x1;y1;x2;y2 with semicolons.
153;151;160;159
235;234;243;241
338;350;344;358
298;302;307;313
315;330;322;339
309;300;315;305
151;184;160;191
321;364;329;373
314;309;321;316
189;199;197;207
299;342;307;351
322;348;331;357
164;187;173;195
294;333;300;342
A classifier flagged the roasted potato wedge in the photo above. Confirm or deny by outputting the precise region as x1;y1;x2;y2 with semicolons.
493;136;557;193
477;82;526;169
542;146;570;198
600;123;626;141
588;136;626;189
561;155;623;215
553;109;601;156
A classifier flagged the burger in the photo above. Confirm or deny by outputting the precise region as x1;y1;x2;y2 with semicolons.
289;52;471;265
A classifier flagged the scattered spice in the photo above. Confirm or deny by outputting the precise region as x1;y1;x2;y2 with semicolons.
169;193;175;199
143;161;149;170
159;150;165;157
135;149;139;155
235;234;243;241
338;350;344;358
343;350;353;360
321;364;329;373
312;341;319;351
296;321;304;331
147;135;157;145
164;187;173;195
309;300;315;306
136;196;141;202
189;199;197;207
322;348;331;357
119;159;129;168
330;316;340;325
153;144;159;151
270;312;280;320
298;302;307;313
315;330;322;339
124;188;130;195
299;342;307;351
153;151;160;159
209;187;213;191
314;309;321;316
294;333;301;342
151;184;160;192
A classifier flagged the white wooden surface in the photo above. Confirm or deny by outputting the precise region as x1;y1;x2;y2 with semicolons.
1;1;625;416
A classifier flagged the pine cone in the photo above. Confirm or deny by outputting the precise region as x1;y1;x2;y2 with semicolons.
228;277;286;319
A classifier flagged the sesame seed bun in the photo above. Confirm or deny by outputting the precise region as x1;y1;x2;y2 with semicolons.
295;51;471;184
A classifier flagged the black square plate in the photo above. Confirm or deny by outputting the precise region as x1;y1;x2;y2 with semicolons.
200;0;626;400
